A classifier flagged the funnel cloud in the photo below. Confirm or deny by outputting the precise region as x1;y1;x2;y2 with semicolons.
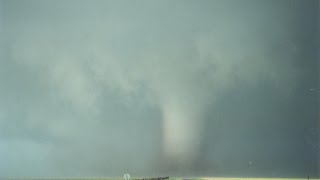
0;0;319;178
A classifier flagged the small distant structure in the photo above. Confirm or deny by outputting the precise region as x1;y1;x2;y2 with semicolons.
141;177;169;180
123;174;169;180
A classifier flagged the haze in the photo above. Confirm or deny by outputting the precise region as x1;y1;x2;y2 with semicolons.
0;0;319;178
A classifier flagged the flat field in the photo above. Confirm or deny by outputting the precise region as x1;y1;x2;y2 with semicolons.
3;178;319;180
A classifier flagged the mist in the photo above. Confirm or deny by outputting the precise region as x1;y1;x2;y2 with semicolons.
0;0;319;178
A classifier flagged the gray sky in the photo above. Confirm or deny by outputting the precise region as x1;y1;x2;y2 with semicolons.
0;0;319;178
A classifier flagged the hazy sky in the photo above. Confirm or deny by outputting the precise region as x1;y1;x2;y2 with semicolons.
0;0;319;178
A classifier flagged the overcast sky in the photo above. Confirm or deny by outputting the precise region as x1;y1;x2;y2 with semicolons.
0;0;319;178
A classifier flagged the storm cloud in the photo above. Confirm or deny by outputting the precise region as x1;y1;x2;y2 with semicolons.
0;0;319;178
